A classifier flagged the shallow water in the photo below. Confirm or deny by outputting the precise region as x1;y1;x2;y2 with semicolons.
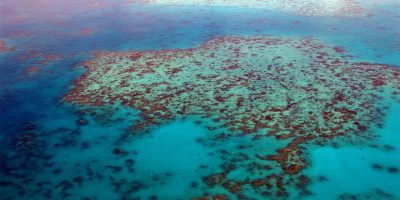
305;105;400;200
1;0;400;200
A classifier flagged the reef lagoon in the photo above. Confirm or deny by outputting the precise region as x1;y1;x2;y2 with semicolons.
0;0;400;199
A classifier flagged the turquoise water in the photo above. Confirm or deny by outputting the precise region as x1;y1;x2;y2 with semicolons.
305;105;400;200
1;0;400;199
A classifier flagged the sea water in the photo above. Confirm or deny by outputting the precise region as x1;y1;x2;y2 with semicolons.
305;105;400;200
1;0;399;199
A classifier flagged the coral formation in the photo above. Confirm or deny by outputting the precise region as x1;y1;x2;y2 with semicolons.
65;35;400;197
0;40;15;53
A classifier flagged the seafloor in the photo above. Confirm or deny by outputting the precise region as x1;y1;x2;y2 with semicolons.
1;0;400;200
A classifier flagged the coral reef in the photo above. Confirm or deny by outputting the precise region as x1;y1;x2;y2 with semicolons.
0;40;15;53
78;28;96;36
64;35;400;197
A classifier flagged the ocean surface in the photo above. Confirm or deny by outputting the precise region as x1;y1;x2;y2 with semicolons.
0;0;399;199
